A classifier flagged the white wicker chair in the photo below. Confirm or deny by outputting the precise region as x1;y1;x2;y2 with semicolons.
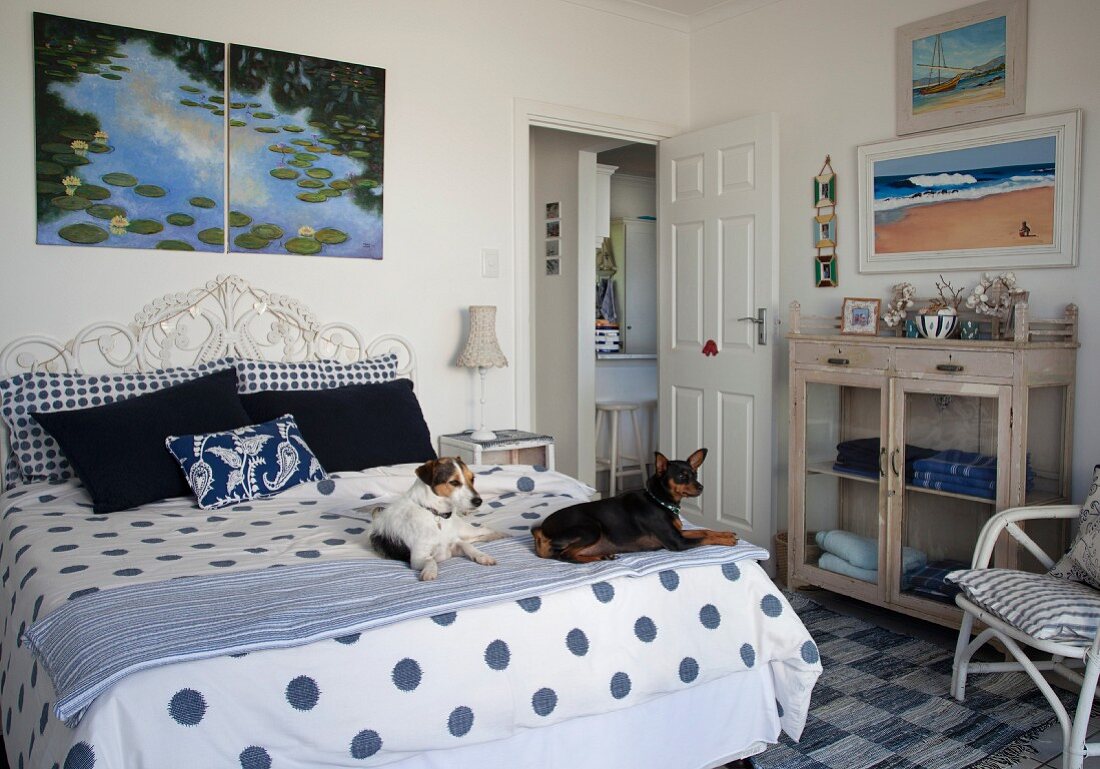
952;505;1100;769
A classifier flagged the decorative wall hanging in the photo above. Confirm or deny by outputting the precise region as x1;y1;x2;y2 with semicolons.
32;13;385;259
813;156;837;287
228;45;385;259
33;13;225;251
858;110;1081;274
896;0;1027;135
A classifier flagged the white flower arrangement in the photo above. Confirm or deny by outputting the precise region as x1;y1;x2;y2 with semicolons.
882;282;915;328
965;272;1024;320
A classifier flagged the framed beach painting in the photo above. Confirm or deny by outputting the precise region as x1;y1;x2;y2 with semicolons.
896;0;1027;135
858;110;1080;274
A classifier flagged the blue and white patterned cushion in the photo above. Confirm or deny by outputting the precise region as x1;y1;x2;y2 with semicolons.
1048;465;1100;588
234;353;398;393
1;358;235;487
948;567;1100;644
165;414;327;510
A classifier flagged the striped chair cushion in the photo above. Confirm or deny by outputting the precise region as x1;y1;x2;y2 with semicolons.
948;567;1100;644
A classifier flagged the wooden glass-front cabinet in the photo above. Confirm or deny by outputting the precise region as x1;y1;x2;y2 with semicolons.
786;302;1078;627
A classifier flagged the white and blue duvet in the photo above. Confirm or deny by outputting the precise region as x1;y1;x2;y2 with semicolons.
0;466;820;769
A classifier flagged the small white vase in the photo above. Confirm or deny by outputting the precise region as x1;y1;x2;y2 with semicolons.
916;311;958;339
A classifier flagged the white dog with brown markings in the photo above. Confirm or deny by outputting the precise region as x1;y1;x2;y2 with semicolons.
369;457;507;580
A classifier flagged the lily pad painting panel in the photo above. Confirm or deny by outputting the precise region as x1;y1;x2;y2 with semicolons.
33;13;225;251
228;44;384;259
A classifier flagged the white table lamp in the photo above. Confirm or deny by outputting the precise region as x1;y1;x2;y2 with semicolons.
456;305;508;441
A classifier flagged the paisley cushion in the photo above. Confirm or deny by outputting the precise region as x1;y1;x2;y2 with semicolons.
1048;465;1100;588
166;415;327;510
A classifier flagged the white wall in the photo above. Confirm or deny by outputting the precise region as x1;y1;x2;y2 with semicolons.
0;0;688;447
530;127;611;477
690;0;1100;530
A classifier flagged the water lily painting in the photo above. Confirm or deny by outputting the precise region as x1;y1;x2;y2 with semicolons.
227;45;385;259
33;13;225;251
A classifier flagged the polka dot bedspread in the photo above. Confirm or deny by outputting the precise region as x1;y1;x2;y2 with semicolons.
0;465;821;769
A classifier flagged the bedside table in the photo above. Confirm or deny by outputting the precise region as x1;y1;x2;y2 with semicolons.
438;430;555;470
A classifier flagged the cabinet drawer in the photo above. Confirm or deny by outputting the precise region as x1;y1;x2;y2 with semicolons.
895;348;1013;378
793;341;890;370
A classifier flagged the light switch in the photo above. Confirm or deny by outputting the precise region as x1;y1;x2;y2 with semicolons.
481;248;500;278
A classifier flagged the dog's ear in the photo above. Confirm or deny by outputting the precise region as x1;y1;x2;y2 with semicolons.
654;452;668;474
687;448;708;470
415;460;439;486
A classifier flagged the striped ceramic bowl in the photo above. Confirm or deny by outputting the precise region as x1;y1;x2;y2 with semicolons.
916;312;959;339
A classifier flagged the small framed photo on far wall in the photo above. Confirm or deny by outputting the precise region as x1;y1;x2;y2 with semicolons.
814;173;836;207
840;297;881;336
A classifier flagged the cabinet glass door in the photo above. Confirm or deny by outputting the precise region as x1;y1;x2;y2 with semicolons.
793;371;886;599
890;380;1010;619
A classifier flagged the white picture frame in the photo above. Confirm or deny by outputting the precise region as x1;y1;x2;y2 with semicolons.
896;0;1027;135
858;109;1080;274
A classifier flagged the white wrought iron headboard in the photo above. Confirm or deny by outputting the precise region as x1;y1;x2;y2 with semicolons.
0;274;416;484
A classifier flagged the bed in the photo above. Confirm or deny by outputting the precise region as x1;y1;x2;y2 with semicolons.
0;275;820;769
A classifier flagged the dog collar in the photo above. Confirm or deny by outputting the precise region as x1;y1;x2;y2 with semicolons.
421;504;452;520
644;488;680;516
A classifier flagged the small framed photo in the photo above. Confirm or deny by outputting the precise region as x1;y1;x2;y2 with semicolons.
545;239;559;257
813;213;836;248
815;254;837;288
840;297;881;336
545;201;560;220
813;173;836;208
546;220;560;238
545;258;560;276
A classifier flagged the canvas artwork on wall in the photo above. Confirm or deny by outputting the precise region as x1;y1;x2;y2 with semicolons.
33;13;225;251
33;14;385;258
858;110;1080;274
228;45;385;258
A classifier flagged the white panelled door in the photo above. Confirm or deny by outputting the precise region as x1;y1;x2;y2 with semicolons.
657;113;778;551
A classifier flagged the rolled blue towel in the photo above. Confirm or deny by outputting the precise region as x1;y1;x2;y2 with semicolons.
818;552;876;584
817;552;918;590
815;529;927;573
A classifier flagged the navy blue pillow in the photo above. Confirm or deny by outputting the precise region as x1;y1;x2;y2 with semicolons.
32;368;251;513
165;414;327;509
241;379;435;472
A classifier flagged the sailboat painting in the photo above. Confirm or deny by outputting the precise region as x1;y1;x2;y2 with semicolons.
911;18;1006;114
895;0;1027;135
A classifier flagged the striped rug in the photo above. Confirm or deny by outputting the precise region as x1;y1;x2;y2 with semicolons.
752;592;1094;769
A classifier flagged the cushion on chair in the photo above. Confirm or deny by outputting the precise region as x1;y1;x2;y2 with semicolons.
1048;464;1100;588
947;567;1100;644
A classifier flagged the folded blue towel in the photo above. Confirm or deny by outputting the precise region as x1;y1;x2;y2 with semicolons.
815;529;927;573
911;470;1035;493
831;462;879;480
910;476;995;499
912;450;999;481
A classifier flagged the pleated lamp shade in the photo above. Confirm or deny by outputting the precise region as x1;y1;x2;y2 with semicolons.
457;306;508;369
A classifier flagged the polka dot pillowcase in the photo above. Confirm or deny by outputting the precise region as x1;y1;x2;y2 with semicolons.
233;353;398;393
1;358;236;488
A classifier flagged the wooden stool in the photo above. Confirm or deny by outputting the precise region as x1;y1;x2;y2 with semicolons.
595;400;655;496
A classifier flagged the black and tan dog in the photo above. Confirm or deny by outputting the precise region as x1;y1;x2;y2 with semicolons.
532;448;737;563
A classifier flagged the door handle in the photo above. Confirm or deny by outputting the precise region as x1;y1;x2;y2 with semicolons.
738;308;768;346
890;448;901;477
879;447;886;478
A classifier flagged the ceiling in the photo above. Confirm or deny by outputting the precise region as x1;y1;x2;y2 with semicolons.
561;0;781;31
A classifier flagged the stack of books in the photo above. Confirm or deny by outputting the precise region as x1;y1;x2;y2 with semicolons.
595;325;620;353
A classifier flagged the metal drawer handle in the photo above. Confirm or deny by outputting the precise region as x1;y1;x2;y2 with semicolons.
890;448;900;477
878;447;886;478
936;363;964;372
827;357;850;366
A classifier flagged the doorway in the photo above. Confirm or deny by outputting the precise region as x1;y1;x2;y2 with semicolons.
526;124;660;491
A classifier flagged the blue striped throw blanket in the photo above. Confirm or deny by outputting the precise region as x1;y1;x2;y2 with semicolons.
24;537;768;726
